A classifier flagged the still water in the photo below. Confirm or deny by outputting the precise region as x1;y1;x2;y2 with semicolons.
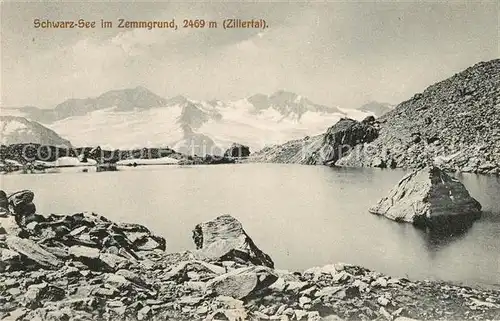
1;164;499;288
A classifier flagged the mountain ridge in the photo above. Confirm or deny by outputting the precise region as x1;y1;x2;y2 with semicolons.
0;116;72;147
2;89;368;154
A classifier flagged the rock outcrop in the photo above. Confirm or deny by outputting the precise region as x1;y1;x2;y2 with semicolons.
250;59;500;175
1;190;499;321
250;118;379;165
193;215;274;268
224;143;251;158
369;166;482;230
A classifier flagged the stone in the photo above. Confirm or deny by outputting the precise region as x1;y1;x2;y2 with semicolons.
8;190;34;211
69;246;100;259
137;306;152;320
372;277;388;287
193;215;274;268
362;115;376;124
116;269;149;288
0;190;8;209
295;310;308;320
307;311;321;321
310;118;379;165
162;260;225;282
22;282;65;308
178;296;204;305
104;273;130;289
6;235;63;269
249;118;379;165
0;216;21;235
369;166;482;230
314;286;343;298
206;265;278;299
298;296;311;308
379;307;393;320
1;248;21;263
99;253;129;271
4;308;28;321
224;143;251;158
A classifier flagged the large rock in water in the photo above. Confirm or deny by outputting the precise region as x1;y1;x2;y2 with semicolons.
369;166;482;230
192;215;274;268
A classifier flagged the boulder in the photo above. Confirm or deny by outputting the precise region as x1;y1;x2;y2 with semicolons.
206;265;278;299
192;215;274;268
224;143;251;158
369;166;482;230
0;190;9;216
8;190;34;210
7;190;37;226
22;282;66;309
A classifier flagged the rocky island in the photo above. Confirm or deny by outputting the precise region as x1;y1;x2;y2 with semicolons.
1;190;499;321
369;166;482;231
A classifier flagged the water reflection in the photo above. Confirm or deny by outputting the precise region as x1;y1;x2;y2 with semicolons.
417;222;474;253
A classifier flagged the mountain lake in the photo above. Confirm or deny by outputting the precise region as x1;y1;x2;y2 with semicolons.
1;163;499;289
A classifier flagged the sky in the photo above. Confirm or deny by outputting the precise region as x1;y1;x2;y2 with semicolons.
1;1;499;109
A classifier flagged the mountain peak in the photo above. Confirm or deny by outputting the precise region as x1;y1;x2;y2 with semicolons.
270;89;299;98
133;85;149;92
247;90;341;117
166;95;190;106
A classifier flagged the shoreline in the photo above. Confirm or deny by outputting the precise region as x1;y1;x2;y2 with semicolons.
1;192;499;321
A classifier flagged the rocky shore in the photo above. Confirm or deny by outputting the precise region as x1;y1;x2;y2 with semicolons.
1;190;499;321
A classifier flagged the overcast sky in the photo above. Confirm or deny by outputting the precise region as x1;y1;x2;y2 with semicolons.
1;1;498;109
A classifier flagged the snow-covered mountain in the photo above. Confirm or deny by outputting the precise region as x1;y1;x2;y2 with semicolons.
2;88;373;155
0;116;71;147
356;101;395;117
17;86;168;123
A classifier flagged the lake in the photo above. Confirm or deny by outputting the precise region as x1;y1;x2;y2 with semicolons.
1;164;499;289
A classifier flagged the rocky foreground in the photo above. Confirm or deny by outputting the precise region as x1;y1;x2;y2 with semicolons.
1;191;500;321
